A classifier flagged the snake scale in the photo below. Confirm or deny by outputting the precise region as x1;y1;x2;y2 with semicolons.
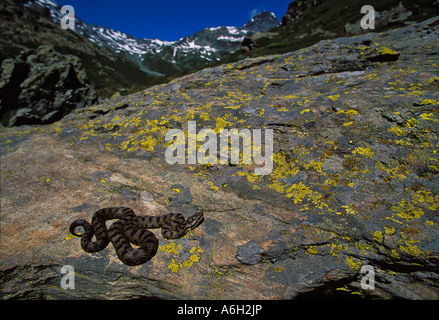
69;207;204;266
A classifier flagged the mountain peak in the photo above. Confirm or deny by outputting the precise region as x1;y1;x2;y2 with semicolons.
243;11;280;33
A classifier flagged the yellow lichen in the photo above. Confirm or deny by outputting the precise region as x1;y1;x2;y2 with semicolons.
328;94;340;101
390;249;400;258
199;112;210;121
64;233;77;241
225;104;242;110
373;231;384;243
300;108;311;114
159;242;181;255
168;259;180;272
352;147;374;159
237;171;262;184
165;245;203;272
355;242;375;256
375;161;408;181
328;243;343;256
341;204;357;215
303;159;323;173
306;246;318;255
377;47;399;56
346;256;362;270
399;238;424;257
140;136;157;151
384;226;396;235
420;99;439;106
390;199;424;221
274;266;284;272
256;108;265;116
214;116;233;134
406;118;419;128
284;181;313;203
336;109;359;116
388;126;406;136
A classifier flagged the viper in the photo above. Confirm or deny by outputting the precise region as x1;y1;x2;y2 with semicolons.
69;207;204;266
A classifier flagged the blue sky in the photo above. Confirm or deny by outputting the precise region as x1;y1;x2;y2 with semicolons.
55;0;292;41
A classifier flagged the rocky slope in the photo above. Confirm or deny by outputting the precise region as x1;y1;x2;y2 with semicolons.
225;0;439;64
1;17;438;299
0;45;97;126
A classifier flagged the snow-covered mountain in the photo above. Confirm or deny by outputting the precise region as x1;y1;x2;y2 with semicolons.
24;0;280;76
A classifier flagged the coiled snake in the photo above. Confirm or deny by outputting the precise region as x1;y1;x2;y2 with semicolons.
69;207;204;266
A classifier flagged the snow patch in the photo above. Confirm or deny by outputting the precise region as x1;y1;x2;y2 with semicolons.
226;26;242;35
218;36;245;41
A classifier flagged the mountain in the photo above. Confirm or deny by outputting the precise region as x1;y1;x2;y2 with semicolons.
243;11;281;33
23;0;280;76
1;0;279;96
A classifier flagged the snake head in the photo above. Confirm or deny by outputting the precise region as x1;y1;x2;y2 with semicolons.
69;219;87;237
186;211;204;230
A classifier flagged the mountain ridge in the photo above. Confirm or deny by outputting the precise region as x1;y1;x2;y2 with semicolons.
25;0;280;76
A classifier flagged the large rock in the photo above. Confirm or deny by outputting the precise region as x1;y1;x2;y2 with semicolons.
0;45;97;126
0;17;438;299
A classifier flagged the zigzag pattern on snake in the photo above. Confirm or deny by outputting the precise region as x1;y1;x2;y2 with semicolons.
69;207;204;266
